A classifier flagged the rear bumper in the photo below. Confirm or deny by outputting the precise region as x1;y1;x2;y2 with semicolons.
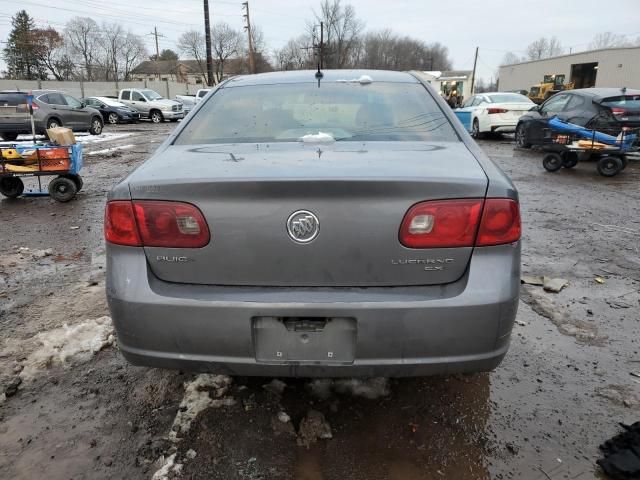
106;243;520;377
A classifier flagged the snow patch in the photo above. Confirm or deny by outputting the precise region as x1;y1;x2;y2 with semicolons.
168;374;235;442
308;377;390;400
86;144;135;156
19;316;114;381
299;131;335;143
74;132;133;144
336;74;373;85
151;454;183;480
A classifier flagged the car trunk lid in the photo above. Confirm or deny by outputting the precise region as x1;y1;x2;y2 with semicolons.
129;141;488;287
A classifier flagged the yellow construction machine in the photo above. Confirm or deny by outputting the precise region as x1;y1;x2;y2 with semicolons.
528;74;575;104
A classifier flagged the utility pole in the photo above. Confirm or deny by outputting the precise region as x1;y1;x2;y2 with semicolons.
470;46;479;95
204;0;214;86
242;1;256;74
147;27;165;79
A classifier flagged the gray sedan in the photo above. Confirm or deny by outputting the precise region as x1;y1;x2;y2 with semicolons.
105;70;521;377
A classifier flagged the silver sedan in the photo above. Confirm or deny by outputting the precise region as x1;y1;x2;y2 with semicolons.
105;70;521;377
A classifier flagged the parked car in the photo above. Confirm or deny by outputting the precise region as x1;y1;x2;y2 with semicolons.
456;92;534;139
195;88;211;103
0;90;103;141
117;88;184;123
83;96;140;124
515;88;640;148
105;70;521;377
175;95;196;114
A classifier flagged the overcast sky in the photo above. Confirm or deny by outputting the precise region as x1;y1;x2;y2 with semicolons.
1;0;639;81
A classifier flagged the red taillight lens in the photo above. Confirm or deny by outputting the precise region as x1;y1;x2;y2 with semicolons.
104;200;210;248
476;198;521;246
133;200;210;248
399;199;484;248
104;201;142;246
611;107;626;115
399;198;521;249
487;108;508;114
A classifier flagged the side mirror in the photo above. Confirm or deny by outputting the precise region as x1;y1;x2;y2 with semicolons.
80;102;86;108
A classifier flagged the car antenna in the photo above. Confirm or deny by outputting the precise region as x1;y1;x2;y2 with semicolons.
315;21;324;87
315;63;323;88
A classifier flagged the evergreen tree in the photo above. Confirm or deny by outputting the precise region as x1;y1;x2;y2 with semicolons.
3;10;45;79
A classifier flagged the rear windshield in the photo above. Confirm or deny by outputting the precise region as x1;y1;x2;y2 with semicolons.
601;95;640;110
0;93;28;106
488;93;532;103
175;82;457;144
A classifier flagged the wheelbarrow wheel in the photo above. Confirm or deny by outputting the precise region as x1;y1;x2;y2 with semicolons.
0;176;24;198
561;151;578;168
49;176;77;202
597;156;623;177
542;153;563;172
61;174;83;192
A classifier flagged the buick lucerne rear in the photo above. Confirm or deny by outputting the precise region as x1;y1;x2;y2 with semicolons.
105;70;520;377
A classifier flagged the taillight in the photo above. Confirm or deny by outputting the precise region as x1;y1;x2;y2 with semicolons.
611;107;626;116
104;200;210;248
105;201;141;246
399;198;520;249
399;199;484;248
487;108;508;114
476;198;521;246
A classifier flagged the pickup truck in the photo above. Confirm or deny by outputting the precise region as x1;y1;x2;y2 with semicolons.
195;88;211;103
117;88;184;123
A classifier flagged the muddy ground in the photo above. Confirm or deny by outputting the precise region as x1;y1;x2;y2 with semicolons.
0;123;638;480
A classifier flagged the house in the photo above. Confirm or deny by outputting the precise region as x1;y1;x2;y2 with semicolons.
130;59;244;85
421;70;474;103
498;47;640;92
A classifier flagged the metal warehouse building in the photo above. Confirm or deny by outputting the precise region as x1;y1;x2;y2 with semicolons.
498;47;640;92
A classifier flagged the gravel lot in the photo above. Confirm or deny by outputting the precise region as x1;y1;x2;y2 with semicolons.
1;123;639;479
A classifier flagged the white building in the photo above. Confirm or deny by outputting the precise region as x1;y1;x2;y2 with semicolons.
421;70;473;103
498;47;640;92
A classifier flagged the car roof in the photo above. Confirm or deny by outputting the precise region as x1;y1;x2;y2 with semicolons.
567;88;640;101
224;69;419;87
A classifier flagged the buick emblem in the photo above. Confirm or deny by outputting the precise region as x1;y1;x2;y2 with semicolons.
287;210;319;243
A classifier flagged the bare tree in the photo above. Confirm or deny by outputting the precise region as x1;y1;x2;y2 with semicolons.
501;51;523;66
589;32;632;50
121;33;147;80
312;0;364;68
211;22;242;82
526;37;563;60
99;22;125;81
178;30;207;81
64;17;100;80
34;27;75;80
274;35;314;70
356;30;451;71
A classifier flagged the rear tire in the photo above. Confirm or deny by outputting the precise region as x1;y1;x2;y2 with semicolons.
0;132;19;141
47;118;62;129
0;176;24;198
48;176;77;202
597;156;623;177
515;123;530;148
107;112;119;124
542;153;563;172
561;151;578;168
61;174;83;192
89;117;103;135
150;110;163;123
471;119;483;139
